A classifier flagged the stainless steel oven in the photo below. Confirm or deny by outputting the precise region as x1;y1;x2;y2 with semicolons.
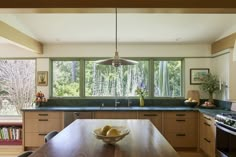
215;113;236;157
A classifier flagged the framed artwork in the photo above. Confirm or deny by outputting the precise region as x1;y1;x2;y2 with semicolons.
37;71;48;86
190;68;209;85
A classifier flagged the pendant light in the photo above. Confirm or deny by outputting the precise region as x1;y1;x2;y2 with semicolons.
95;8;138;67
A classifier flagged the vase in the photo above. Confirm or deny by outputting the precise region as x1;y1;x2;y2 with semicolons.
140;96;144;107
208;92;214;104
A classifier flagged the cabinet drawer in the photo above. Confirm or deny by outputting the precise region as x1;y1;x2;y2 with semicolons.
138;112;161;118
165;133;197;148
25;119;62;132
138;112;162;132
24;133;47;147
164;118;197;133
164;111;197;118
73;112;93;119
94;111;137;119
25;111;61;119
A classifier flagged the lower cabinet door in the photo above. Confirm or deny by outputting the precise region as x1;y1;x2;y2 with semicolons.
25;133;46;147
164;132;197;148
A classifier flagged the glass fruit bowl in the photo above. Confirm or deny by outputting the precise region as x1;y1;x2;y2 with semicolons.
93;126;129;144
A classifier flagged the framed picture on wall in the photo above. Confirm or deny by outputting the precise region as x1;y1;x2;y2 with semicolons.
190;68;209;85
37;71;48;86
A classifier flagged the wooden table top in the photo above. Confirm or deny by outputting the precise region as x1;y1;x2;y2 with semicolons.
29;119;179;157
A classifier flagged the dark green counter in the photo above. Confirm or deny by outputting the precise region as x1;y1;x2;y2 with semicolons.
21;106;236;117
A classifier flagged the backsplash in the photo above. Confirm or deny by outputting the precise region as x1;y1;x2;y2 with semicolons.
42;98;232;109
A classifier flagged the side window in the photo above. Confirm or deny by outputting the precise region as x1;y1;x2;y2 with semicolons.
0;60;35;115
52;60;80;97
154;60;182;97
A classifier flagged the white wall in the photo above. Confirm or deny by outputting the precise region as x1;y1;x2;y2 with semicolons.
42;43;211;57
0;43;212;98
212;50;230;100
184;58;212;99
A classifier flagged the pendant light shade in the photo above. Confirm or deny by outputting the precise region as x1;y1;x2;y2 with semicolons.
95;8;138;67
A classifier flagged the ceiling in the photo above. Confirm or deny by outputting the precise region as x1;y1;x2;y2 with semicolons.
2;13;236;44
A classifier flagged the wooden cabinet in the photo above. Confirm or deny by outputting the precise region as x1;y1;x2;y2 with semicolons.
64;111;93;127
73;111;93;119
138;111;162;133
94;111;137;119
163;111;198;149
199;113;215;157
23;111;63;150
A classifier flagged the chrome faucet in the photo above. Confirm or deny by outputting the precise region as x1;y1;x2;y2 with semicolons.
115;99;120;107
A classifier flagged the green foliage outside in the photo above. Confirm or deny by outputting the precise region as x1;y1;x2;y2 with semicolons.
53;61;80;96
154;60;181;97
85;60;149;96
52;59;182;97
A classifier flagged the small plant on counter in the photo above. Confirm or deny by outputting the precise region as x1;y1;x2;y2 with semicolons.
200;73;219;105
35;91;47;107
135;83;148;107
135;86;147;99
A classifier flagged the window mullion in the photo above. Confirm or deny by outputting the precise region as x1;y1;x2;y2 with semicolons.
149;59;154;98
80;59;85;98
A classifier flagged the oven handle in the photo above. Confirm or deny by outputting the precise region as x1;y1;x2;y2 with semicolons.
215;123;236;136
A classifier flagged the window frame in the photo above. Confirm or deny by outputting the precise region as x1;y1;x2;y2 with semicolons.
50;57;184;99
51;58;82;98
153;58;184;98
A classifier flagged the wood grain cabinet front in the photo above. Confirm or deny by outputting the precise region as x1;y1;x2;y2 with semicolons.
138;111;162;133
23;111;63;150
94;111;137;119
199;113;215;157
163;111;198;149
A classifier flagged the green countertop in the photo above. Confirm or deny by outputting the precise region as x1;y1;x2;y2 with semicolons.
21;106;236;117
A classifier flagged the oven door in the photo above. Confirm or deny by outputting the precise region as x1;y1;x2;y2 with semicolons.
215;123;236;157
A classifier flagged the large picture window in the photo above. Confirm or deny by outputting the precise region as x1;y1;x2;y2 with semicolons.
0;59;35;115
51;58;183;98
154;60;182;97
52;60;80;97
85;60;149;97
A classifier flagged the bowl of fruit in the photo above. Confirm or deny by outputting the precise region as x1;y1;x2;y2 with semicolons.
184;97;198;107
93;125;129;144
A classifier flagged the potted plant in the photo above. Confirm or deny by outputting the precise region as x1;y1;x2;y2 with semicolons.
135;85;147;107
200;73;219;104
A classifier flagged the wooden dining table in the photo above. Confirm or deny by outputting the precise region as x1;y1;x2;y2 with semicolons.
29;119;180;157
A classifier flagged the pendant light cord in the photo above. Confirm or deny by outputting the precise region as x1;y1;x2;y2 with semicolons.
115;8;117;52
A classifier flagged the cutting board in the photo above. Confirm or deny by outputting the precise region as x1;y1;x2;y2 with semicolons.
187;90;200;106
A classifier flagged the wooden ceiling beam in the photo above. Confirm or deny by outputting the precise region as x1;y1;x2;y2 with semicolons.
211;33;236;54
0;21;43;54
0;0;235;9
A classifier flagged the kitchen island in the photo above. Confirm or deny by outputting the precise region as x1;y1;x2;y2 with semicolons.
29;119;180;157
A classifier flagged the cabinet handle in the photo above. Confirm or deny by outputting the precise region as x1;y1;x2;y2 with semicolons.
38;114;48;116
204;116;211;120
38;119;48;121
38;133;47;136
176;114;186;116
176;119;186;122
204;138;211;143
176;133;186;136
143;114;157;117
204;122;211;126
74;112;80;116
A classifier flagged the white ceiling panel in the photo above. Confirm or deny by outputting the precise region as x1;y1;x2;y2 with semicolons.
1;13;236;44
